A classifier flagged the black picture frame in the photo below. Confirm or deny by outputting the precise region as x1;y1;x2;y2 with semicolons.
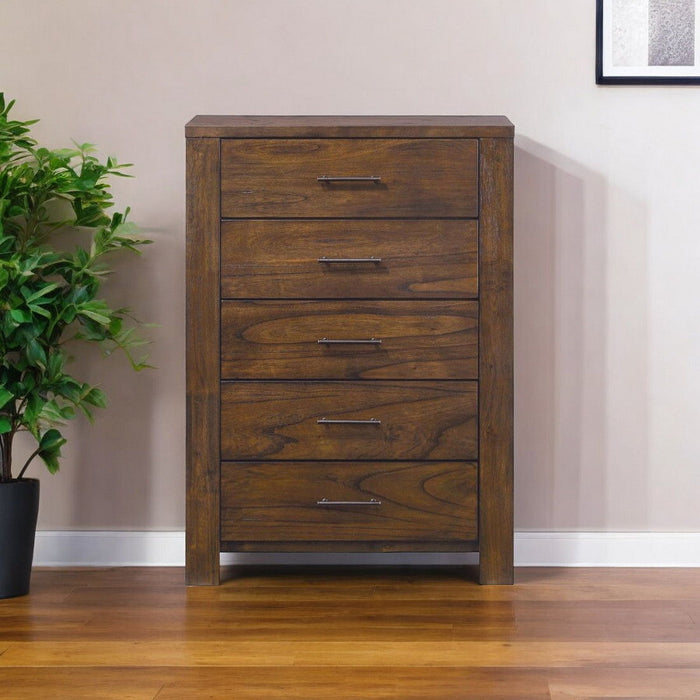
596;0;700;85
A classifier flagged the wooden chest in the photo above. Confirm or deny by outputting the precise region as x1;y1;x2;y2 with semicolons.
186;116;513;584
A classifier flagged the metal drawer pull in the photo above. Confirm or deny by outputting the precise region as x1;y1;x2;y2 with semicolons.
317;176;382;183
318;256;382;264
317;498;382;506
317;417;381;425
317;337;382;345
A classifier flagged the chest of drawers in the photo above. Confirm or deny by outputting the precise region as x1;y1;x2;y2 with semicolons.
186;116;514;585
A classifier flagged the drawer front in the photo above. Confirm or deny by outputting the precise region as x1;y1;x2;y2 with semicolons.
221;220;478;299
221;461;478;543
221;300;478;380
220;139;478;218
221;381;477;461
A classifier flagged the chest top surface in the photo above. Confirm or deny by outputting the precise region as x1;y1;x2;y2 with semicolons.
185;115;514;138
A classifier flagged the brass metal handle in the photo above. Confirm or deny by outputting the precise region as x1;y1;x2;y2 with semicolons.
317;176;382;183
318;256;382;264
317;337;382;345
317;417;381;425
316;498;382;506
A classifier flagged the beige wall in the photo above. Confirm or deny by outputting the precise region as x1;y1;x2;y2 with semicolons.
2;0;699;532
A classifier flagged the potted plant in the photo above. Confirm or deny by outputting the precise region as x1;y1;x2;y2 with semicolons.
0;94;151;598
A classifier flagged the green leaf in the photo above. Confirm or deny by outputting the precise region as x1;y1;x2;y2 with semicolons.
46;350;65;380
39;450;60;474
0;386;13;409
79;309;111;325
0;415;12;434
22;282;59;304
9;308;32;324
76;299;114;327
28;303;52;319
84;387;107;409
38;399;74;425
25;338;47;369
54;378;81;403
108;317;123;336
74;141;96;153
52;148;80;160
23;392;44;426
61;307;77;324
39;428;67;452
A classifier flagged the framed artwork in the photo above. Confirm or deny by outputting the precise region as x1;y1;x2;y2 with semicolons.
596;0;700;84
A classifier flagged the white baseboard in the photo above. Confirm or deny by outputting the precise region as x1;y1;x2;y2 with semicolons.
34;531;186;567
515;531;700;567
33;530;700;567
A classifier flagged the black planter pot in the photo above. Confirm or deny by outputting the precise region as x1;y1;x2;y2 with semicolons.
0;478;40;599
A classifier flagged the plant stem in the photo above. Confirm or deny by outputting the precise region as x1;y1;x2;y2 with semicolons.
17;446;40;480
0;432;13;482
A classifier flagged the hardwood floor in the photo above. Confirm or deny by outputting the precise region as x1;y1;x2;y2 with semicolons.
1;566;699;698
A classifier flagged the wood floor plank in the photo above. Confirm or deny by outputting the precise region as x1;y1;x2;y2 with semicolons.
548;667;700;697
0;668;165;700
1;640;700;668
484;600;700;642
154;667;553;700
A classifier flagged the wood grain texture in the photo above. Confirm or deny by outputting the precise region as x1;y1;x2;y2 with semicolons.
185;137;221;585
186;114;515;138
220;381;477;461
220;461;477;543
220;139;478;218
0;567;698;699
478;136;514;585
220;300;478;379
220;219;478;299
5;639;700;668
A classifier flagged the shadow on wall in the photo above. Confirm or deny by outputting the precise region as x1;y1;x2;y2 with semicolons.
71;348;157;529
69;249;160;530
514;137;650;531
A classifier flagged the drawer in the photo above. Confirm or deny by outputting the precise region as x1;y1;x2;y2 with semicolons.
221;461;478;543
221;300;478;380
220;139;478;218
220;381;477;461
221;220;478;299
